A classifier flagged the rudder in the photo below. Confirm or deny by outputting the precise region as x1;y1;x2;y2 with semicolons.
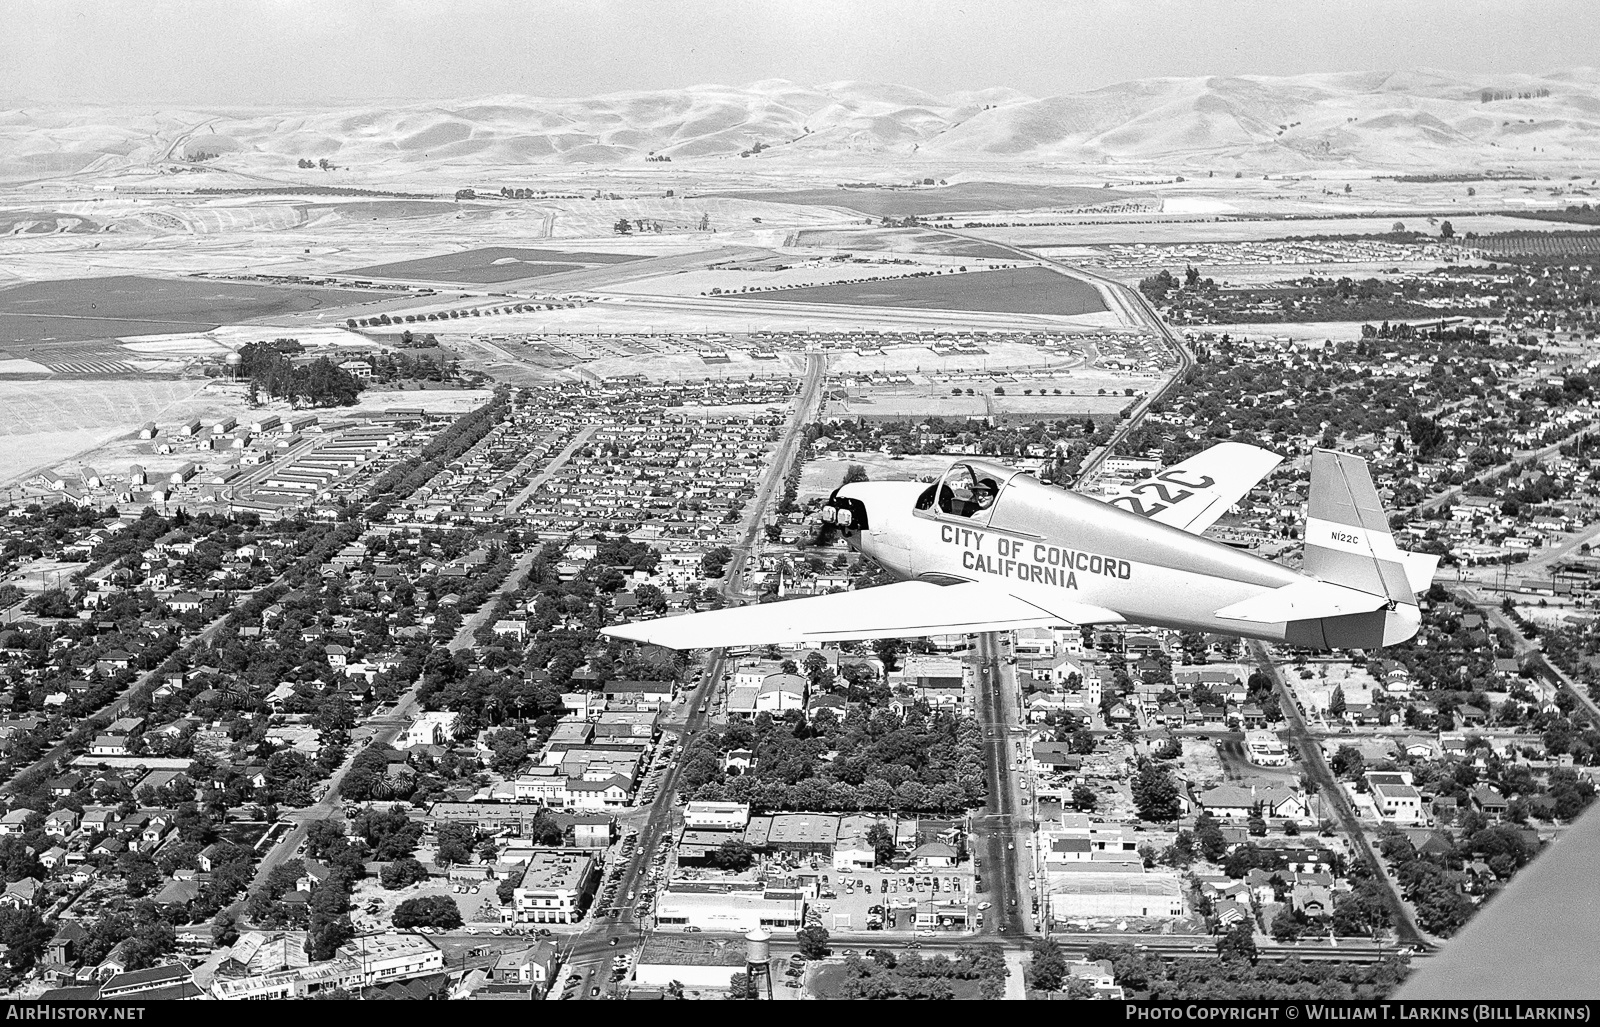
1303;448;1415;605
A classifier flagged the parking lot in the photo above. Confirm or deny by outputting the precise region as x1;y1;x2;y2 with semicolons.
807;866;977;933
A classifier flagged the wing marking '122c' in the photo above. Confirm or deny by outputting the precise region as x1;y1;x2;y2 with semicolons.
1099;442;1282;535
601;580;1120;650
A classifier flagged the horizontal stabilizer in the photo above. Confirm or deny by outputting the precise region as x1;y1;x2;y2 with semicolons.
1400;551;1440;594
1214;578;1390;625
602;580;1119;650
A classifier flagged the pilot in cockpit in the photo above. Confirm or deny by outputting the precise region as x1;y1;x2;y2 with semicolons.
938;466;1000;517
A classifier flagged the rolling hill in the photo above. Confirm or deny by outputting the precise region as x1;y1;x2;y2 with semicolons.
6;70;1600;177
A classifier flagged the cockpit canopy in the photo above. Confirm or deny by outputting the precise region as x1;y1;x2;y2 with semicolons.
916;461;1025;521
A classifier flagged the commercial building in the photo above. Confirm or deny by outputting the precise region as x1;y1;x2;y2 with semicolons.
634;936;772;991
338;933;444;986
744;813;838;855
1046;867;1184;919
511;849;598;924
683;801;751;832
1245;729;1290;768
654;881;807;933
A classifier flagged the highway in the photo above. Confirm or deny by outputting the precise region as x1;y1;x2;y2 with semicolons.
724;349;827;598
561;649;727;999
933;229;1197;485
1248;640;1430;950
970;631;1032;938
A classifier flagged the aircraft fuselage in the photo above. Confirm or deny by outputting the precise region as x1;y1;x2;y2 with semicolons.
835;467;1420;649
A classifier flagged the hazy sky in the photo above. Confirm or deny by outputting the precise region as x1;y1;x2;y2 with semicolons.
7;0;1599;105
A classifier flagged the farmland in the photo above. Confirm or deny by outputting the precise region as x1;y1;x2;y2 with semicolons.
731;266;1108;315
1470;231;1600;257
341;246;646;283
699;181;1144;217
0;275;381;347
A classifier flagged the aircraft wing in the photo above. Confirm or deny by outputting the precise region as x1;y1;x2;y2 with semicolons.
601;581;1120;650
1397;799;1600;999
1099;442;1282;535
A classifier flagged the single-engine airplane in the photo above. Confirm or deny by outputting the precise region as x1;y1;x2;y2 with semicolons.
602;443;1437;651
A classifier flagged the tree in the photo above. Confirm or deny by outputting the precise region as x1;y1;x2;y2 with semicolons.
1216;920;1258;962
1247;801;1267;837
1030;936;1068;991
1271;905;1305;942
614;218;632;235
312;698;355;746
841;464;869;486
1440;220;1455;239
305;878;354;961
0;905;52;971
210;910;239;949
1195;811;1228;862
1071;784;1098;812
1131;761;1181;821
708;839;756;871
865;822;897;866
379;857;429;890
435;822;476;867
393;894;464;930
795;925;831;960
1328;684;1347;719
1331;744;1365;779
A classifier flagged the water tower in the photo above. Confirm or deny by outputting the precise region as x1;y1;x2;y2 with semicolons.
744;928;772;1000
225;351;242;381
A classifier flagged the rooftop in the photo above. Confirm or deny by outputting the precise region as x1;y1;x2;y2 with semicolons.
515;849;595;892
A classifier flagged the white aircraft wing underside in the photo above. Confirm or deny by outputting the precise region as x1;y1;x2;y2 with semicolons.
601;581;1120;650
1099;442;1282;535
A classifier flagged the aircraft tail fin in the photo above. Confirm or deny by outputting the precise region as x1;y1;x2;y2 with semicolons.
1303;448;1417;605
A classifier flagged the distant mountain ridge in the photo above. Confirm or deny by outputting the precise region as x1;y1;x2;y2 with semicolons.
6;70;1600;173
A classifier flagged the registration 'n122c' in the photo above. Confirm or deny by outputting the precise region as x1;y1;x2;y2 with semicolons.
1107;468;1216;518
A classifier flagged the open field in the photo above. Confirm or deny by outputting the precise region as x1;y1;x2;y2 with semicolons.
821;381;1148;422
733;266;1108;315
0;275;381;347
341;245;645;283
598;252;1015;298
0;379;213;486
800;453;963;500
699;182;1145;217
0;378;494;488
791;227;1020;259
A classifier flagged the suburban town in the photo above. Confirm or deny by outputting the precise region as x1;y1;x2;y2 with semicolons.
4;0;1600;1006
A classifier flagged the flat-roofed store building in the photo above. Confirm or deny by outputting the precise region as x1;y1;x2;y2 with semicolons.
511;849;598;924
654;881;807;934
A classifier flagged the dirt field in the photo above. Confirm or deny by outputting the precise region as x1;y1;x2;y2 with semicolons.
740;266;1107;316
0;379;213;486
1285;661;1381;718
700;182;1146;217
821;385;1141;422
791;227;1019;258
0;380;492;487
799;453;954;500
